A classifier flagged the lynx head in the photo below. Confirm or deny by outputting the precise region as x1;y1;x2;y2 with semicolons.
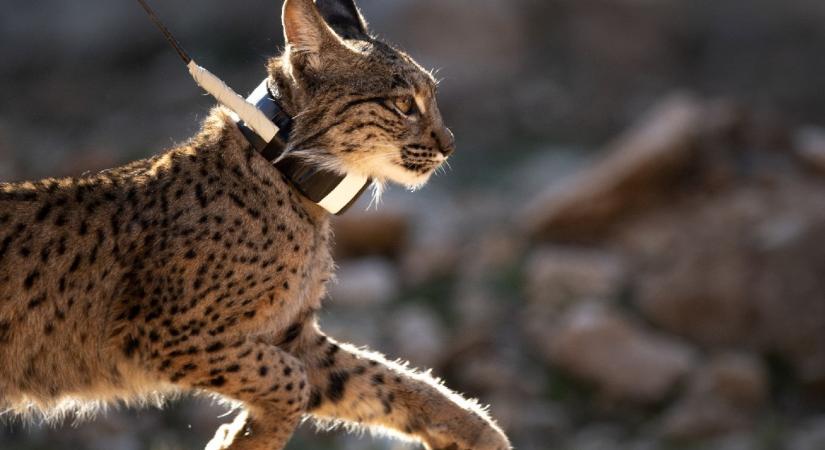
269;0;454;190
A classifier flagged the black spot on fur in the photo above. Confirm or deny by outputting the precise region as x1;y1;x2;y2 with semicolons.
228;193;246;209
123;336;140;358
35;203;52;222
127;305;141;320
195;183;208;208
327;371;350;403
205;342;225;353
321;344;340;368
69;254;81;272
307;388;323;410
27;294;46;309
0;321;11;343
23;270;39;289
281;322;304;345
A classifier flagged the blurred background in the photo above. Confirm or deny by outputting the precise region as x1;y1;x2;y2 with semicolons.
2;0;825;449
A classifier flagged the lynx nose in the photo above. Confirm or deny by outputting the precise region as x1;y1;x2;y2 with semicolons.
435;127;455;157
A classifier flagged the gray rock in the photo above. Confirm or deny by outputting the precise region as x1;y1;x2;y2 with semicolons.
328;258;400;307
452;231;525;327
546;303;696;404
400;236;462;285
788;416;825;450
701;433;762;450
317;308;384;350
793;126;825;174
491;398;570;438
567;424;625;450
388;304;447;369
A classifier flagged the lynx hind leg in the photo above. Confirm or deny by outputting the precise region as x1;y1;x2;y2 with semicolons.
153;339;309;450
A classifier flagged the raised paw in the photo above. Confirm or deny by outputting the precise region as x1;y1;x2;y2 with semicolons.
419;416;511;450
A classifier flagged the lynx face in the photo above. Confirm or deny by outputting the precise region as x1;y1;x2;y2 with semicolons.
271;0;456;189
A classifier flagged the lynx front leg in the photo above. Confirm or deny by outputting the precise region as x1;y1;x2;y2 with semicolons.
288;326;511;450
152;339;309;450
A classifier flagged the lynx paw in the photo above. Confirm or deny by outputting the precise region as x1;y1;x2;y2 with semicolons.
419;417;511;450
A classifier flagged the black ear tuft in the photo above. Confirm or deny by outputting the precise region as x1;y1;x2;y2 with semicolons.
314;0;369;40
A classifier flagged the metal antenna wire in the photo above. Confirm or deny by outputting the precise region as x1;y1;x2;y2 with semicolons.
135;0;192;64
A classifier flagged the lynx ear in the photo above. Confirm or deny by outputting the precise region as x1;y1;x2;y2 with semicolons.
315;0;369;40
282;0;340;56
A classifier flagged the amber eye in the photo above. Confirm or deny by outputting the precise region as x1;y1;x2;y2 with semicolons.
393;96;415;115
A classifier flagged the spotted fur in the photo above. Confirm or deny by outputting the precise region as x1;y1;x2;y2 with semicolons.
0;1;508;449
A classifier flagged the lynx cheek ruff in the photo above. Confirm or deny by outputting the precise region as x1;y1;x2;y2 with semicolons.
137;0;371;215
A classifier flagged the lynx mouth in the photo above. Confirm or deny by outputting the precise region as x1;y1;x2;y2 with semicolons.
401;160;441;175
400;151;447;175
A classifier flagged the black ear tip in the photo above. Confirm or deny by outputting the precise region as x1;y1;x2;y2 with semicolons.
314;0;368;39
315;0;359;14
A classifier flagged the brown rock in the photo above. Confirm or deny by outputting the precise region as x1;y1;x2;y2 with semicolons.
751;218;825;389
662;353;767;440
662;396;750;441
524;246;625;308
332;210;409;260
522;94;704;242
400;237;461;284
701;353;768;409
618;179;825;385
626;193;758;347
546;303;695;404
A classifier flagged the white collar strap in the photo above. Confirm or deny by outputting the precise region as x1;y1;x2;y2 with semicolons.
132;3;369;214
232;79;371;215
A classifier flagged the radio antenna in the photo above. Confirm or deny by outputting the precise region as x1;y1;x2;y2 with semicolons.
135;0;191;64
133;0;279;142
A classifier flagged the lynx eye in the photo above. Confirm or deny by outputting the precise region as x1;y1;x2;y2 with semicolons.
393;96;416;115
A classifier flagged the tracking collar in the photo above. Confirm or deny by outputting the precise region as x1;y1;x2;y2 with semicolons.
233;80;371;215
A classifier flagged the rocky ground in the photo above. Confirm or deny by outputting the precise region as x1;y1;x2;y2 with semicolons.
3;1;825;450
